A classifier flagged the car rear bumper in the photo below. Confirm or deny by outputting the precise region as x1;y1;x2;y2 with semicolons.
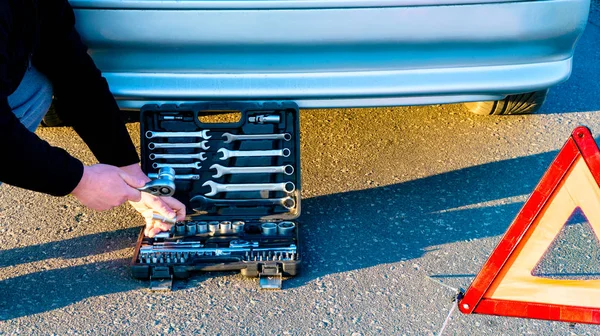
72;0;590;109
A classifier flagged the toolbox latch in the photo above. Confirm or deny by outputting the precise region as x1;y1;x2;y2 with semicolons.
259;265;282;290
149;266;173;292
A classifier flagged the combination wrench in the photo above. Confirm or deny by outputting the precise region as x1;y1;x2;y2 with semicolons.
190;195;296;210
153;162;202;170
222;132;291;144
210;164;294;178
149;173;200;180
202;180;295;196
148;141;209;150
149;152;207;161
217;148;290;160
145;130;211;140
137;167;176;197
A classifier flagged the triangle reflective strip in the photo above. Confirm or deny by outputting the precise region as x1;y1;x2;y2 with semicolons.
459;126;600;324
486;157;600;307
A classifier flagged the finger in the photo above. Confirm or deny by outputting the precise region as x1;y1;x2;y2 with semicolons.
119;171;146;189
148;227;164;238
144;196;176;219
163;197;187;221
142;209;155;221
125;187;142;203
152;222;172;232
145;217;154;228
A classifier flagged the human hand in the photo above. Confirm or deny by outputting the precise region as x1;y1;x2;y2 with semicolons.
71;164;145;211
129;194;186;237
120;164;186;237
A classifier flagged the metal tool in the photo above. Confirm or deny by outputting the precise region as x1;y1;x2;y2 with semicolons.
159;115;192;121
222;132;291;143
248;115;280;124
232;221;245;233
175;223;185;235
208;221;219;232
151;213;177;225
218;148;290;160
149;173;200;180
145;130;211;140
277;221;296;235
186;222;197;235
230;240;258;248
191;195;296;210
202;181;295;197
149;152;207;161
138;167;176;197
220;221;232;233
197;222;208;234
139;243;297;262
261;222;278;236
149;141;210;150
210;164;294;178
153;162;202;170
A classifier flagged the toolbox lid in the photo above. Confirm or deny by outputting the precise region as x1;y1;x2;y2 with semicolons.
140;101;301;221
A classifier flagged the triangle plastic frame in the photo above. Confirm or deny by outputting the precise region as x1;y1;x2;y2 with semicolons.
458;126;600;324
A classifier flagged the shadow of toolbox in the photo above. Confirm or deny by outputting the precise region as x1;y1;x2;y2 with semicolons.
131;102;301;291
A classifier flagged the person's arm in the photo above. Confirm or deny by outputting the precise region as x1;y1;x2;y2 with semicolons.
32;0;139;168
0;2;83;196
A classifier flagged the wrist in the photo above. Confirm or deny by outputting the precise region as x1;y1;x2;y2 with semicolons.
71;165;91;197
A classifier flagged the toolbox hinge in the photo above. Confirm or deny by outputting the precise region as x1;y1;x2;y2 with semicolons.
149;266;173;292
259;264;282;290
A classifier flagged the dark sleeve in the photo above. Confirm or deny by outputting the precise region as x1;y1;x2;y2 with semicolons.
32;0;140;168
0;5;84;196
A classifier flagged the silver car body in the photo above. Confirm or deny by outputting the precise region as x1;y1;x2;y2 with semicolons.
70;0;591;109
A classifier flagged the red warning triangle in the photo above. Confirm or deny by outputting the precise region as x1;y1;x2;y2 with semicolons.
459;126;600;324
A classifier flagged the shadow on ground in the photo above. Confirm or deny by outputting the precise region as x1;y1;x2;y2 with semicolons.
2;11;599;320
0;145;563;319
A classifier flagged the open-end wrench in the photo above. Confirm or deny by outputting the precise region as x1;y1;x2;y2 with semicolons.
202;180;295;196
222;133;292;144
217;148;290;160
149;173;200;180
149;141;209;150
145;130;211;140
190;194;296;210
149;152;207;161
153;162;202;170
210;164;294;178
137;167;176;197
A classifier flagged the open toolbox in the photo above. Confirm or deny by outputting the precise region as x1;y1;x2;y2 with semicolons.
131;102;301;290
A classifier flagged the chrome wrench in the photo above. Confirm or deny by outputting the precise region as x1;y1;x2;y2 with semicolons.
149;173;200;180
210;164;294;178
145;130;211;140
217;148;291;160
222;132;292;144
149;141;209;150
149;152;207;161
202;180;295;196
190;195;296;211
153;162;201;170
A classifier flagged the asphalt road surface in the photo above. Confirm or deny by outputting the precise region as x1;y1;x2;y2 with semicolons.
2;6;600;336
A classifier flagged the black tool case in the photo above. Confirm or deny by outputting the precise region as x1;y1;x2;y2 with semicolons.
131;102;301;290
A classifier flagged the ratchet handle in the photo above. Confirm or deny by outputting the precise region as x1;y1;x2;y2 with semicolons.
137;167;176;197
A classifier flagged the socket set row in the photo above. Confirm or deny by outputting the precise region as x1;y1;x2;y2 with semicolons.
170;220;296;236
132;102;302;290
138;241;298;264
